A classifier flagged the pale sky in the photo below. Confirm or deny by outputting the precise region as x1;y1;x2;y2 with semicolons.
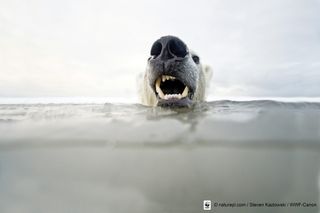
0;0;319;98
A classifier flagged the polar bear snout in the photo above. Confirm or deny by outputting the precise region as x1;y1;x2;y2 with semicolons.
150;36;189;61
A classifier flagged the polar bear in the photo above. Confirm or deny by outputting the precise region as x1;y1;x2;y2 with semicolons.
139;35;212;107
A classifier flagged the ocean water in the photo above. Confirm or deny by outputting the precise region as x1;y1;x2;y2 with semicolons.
0;100;319;213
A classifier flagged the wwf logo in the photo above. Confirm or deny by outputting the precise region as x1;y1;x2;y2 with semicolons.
203;200;211;210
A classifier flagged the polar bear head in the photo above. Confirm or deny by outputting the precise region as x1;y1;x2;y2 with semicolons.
140;35;212;107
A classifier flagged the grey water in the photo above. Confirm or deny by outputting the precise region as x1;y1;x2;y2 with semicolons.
0;100;319;213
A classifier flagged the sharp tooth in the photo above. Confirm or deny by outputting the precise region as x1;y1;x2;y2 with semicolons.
181;86;189;98
156;77;161;87
166;76;170;80
163;94;183;100
158;92;165;99
170;76;176;80
162;75;166;82
156;78;165;99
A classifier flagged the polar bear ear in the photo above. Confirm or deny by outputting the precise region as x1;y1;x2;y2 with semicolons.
203;65;213;87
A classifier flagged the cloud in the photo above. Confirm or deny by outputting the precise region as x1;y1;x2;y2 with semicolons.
0;0;319;98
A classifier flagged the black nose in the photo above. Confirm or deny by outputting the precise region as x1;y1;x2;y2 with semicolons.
150;36;188;60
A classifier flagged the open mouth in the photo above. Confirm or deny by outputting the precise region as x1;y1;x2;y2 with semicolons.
155;75;189;100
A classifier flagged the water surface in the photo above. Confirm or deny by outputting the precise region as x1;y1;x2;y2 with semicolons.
0;101;319;213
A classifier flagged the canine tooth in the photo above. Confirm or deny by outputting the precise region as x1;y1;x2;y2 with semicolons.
181;86;189;97
158;92;165;99
166;76;170;80
156;78;165;99
156;87;165;99
162;75;166;82
156;78;161;87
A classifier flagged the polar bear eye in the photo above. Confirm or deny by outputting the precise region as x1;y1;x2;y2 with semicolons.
192;55;200;64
